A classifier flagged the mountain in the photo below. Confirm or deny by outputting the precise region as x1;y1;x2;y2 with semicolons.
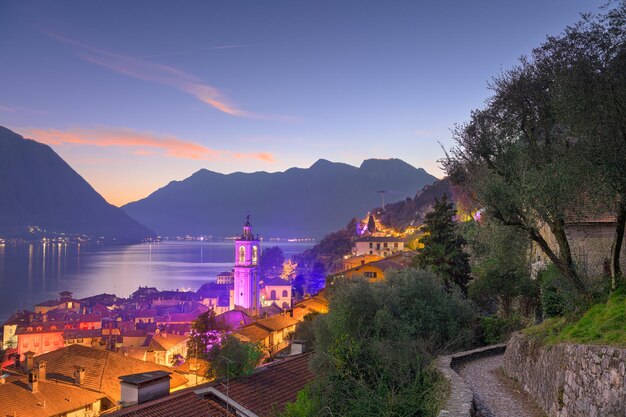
0;126;154;242
122;158;438;238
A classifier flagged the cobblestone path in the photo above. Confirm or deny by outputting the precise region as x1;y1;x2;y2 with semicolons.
457;354;547;417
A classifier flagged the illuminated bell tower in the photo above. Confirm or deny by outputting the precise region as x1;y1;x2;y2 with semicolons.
233;215;260;316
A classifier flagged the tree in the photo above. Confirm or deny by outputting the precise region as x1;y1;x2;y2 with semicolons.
287;269;475;417
466;218;539;318
366;214;376;233
187;310;230;361
260;246;285;277
211;335;264;379
413;194;471;293
534;3;626;288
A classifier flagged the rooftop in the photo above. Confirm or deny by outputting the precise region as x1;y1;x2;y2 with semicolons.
212;353;315;416
119;371;171;386
354;236;404;243
35;344;188;402
0;373;108;417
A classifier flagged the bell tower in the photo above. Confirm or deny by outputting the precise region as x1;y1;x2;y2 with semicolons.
233;215;260;316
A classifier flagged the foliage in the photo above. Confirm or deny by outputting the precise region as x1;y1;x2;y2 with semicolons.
466;217;539;319
280;387;318;417
413;194;471;293
295;218;356;283
211;335;264;379
260;246;285;277
539;265;588;318
288;269;475;417
288;312;319;348
524;288;626;348
479;316;524;345
445;1;626;292
187;310;230;361
367;214;376;233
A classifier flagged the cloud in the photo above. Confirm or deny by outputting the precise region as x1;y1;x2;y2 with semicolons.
19;126;275;162
43;31;270;118
0;104;16;112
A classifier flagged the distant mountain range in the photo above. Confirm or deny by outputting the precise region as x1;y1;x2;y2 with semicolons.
123;158;438;238
0;126;154;242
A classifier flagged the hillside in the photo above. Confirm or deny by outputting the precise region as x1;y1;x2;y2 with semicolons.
0;126;154;242
122;158;437;238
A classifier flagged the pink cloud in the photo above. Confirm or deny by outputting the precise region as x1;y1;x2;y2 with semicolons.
43;31;290;120
19;126;275;163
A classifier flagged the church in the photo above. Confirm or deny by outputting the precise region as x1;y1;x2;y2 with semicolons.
229;216;293;317
232;215;261;317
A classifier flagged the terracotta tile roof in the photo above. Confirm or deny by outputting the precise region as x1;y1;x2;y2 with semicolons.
354;236;404;243
35;344;188;402
212;353;315;417
105;390;233;417
148;333;188;351
255;315;298;332
234;324;270;343
34;299;64;308
216;310;253;330
0;374;108;417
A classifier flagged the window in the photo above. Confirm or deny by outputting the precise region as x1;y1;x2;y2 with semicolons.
282;290;289;298
394;243;399;248
369;242;373;249
376;244;380;250
384;243;388;248
364;272;378;278
252;246;258;264
239;246;246;263
369;250;373;255
270;290;277;300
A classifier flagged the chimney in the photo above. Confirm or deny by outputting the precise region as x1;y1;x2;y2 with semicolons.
37;361;47;381
28;369;39;393
24;351;35;372
13;353;21;369
119;371;171;407
73;365;86;385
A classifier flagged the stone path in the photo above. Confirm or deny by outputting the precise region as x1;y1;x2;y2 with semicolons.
457;354;547;417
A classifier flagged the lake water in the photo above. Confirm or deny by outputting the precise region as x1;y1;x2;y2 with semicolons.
0;241;312;323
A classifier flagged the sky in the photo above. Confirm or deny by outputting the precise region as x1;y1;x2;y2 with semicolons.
0;0;606;206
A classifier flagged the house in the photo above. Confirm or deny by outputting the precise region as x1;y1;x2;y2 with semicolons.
216;271;234;285
261;277;292;309
146;332;189;367
16;323;65;359
532;213;626;277
63;328;103;348
107;352;314;417
352;236;405;257
233;314;299;354
331;254;405;282
2;310;32;350
34;291;82;314
0;369;111;417
342;253;383;270
33;344;189;403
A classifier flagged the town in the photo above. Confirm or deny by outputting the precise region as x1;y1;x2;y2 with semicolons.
0;215;414;416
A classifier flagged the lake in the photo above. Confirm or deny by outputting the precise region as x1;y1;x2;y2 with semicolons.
0;241;312;323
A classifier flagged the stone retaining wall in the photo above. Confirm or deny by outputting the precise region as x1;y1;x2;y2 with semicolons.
503;332;626;417
437;344;507;417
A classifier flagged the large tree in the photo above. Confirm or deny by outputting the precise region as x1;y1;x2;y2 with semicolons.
446;2;626;292
413;194;471;293
535;3;626;287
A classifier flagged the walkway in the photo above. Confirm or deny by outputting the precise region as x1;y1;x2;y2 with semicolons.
457;354;546;417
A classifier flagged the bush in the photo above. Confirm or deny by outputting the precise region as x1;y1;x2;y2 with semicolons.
539;265;585;318
286;268;475;417
479;316;523;345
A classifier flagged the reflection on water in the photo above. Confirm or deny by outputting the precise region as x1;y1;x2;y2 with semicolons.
0;241;311;323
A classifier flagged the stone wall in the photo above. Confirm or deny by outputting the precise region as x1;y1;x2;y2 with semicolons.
437;344;506;417
503;332;626;417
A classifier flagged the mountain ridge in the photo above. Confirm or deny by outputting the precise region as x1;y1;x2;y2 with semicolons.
0;126;154;242
123;157;438;238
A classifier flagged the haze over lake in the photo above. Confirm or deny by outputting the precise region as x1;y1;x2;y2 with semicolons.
0;241;311;323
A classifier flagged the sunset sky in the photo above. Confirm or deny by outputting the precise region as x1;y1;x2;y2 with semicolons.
0;0;603;206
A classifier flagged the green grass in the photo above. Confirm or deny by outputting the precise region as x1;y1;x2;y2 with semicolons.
524;291;626;347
